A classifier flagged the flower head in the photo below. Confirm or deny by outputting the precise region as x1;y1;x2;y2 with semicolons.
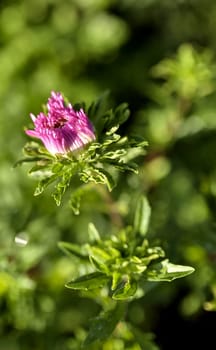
25;91;96;155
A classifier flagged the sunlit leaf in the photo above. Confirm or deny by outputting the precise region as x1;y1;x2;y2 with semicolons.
147;259;195;282
134;196;151;236
112;277;137;300
65;272;109;290
58;241;88;259
89;255;110;274
88;223;101;242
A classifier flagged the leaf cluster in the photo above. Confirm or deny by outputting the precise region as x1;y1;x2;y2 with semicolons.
17;93;147;206
60;197;194;302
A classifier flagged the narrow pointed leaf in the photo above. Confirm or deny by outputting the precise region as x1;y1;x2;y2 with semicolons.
83;303;125;346
89;255;109;274
66;272;109;290
88;246;112;262
147;259;195;282
134;196;151;236
111;271;122;291
58;241;88;259
88;223;101;242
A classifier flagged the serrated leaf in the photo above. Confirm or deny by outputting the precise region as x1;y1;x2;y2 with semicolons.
102;159;138;174
114;102;130;125
129;136;149;148
147;259;195;282
70;194;81;215
80;167;115;191
66;272;109;290
100;149;127;160
83;303;125;346
103;103;130;135
70;184;91;215
102;133;121;147
105;125;120;136
34;175;57;196
87;90;110;133
97;168;116;191
51;162;64;173
134;196;151;236
112;277;137;300
52;171;72;205
58;241;88;259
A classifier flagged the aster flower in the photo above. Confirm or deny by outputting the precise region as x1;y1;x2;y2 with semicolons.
25;91;96;156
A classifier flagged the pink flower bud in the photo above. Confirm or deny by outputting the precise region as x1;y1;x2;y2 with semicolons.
26;91;95;155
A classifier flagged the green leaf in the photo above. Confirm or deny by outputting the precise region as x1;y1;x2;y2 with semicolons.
88;246;112;262
87;90;111;133
70;193;81;215
100;149;127;160
88;223;101;242
28;163;51;174
114;102;130;126
52;170;72;206
101;133;121;147
111;271;122;291
96;168;116;191
134;196;151;236
34;174;58;196
65;272;109;290
131;328;160;350
129;136;149;148
51;162;64;173
14;157;46;167
23;142;53;158
80;167;115;191
89;255;109;274
58;241;88;259
126;256;148;274
147;259;195;282
112;277;137;300
83;303;125;346
70;184;92;215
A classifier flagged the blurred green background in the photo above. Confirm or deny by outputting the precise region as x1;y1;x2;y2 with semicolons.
1;0;216;349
